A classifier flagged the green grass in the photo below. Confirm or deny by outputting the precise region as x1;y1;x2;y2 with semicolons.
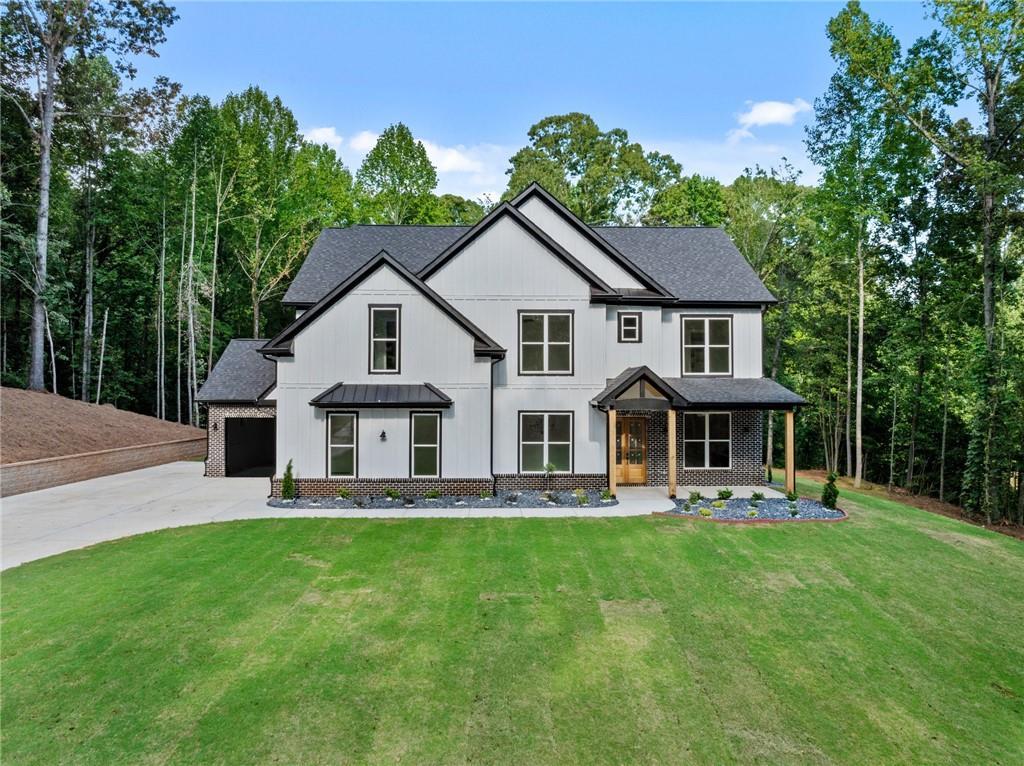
2;479;1022;765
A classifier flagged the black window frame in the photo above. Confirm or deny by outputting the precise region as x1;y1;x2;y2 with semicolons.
682;411;731;469
409;411;442;478
517;410;574;474
517;310;574;376
617;311;643;343
681;315;733;376
368;304;401;375
326;411;359;478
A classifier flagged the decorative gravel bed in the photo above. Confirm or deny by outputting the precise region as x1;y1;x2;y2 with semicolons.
268;489;617;510
668;496;844;521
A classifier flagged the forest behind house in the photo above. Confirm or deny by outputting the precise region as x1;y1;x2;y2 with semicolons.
2;1;1022;524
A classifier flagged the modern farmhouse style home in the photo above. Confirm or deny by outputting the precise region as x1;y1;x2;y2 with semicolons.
198;184;804;497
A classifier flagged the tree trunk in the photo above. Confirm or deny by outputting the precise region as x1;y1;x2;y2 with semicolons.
185;150;198;426
81;189;95;401
251;284;261;339
939;388;948;502
95;308;108;404
176;195;187;423
887;389;897;492
854;235;865;489
44;307;57;394
157;200;167;419
28;53;57;391
845;307;853;477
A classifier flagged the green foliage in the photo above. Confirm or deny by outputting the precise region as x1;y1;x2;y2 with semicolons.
281;460;295;500
356;123;438;224
574;488;588;506
384;487;401;501
688;491;703;504
712;500;725;509
503;112;680;224
600;488;614;501
716;488;733;500
699;507;713;517
424;489;441;500
821;472;840;509
751;491;765;502
646;174;727;226
335;487;352;500
479;490;493;500
786;492;799;503
747;509;759;518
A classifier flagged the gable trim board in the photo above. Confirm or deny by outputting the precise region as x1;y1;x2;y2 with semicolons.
262;251;505;359
510;182;672;297
417;202;617;296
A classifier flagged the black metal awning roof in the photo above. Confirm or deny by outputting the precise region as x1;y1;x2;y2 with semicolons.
309;382;453;409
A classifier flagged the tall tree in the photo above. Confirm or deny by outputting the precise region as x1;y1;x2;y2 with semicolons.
1;0;176;391
502;113;680;225
646;174;727;226
355;123;437;225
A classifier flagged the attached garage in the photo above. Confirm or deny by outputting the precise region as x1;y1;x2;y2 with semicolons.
196;339;278;479
224;417;275;476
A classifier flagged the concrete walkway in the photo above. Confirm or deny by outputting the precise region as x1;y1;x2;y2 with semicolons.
1;462;773;569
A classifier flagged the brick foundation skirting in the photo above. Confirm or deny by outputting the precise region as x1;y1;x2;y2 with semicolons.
0;437;207;497
205;404;276;477
272;477;494;498
493;474;608;492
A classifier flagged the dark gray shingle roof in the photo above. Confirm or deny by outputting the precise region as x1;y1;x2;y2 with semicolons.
595;227;776;304
197;339;276;404
309;382;452;408
283;223;775;306
664;376;806;408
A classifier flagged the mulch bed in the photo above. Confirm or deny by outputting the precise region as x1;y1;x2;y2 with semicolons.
662;495;845;522
269;489;617;510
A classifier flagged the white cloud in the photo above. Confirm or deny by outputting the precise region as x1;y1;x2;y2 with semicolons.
302;126;344;152
419;139;484;174
349;130;380;153
738;98;811;129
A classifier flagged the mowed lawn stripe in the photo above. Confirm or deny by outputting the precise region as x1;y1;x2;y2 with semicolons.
2;481;1022;765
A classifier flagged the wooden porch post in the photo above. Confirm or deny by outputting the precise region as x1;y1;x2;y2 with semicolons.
784;409;796;495
608;409;617;497
667;408;677;498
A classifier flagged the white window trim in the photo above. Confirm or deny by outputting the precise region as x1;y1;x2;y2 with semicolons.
519;412;573;473
327;412;358;478
370;306;400;374
617;312;642;343
410;412;441;478
682;316;732;376
519;312;573;375
683;412;732;470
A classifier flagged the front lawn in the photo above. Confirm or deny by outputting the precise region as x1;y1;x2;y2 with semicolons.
2;479;1022;764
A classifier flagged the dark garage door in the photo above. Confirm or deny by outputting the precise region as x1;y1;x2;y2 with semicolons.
224;418;275;477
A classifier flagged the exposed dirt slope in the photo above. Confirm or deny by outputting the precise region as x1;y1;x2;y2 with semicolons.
1;388;204;464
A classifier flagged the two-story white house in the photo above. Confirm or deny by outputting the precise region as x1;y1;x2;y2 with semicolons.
197;184;804;498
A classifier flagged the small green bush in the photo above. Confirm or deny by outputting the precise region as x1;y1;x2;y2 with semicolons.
479;490;493;499
574;488;588;506
747;509;758;518
688;491;703;504
717;488;734;500
600;488;614;501
786;491;799;502
281;460;296;500
384;487;401;501
712;499;725;509
821;472;839;509
699;507;713;517
751;491;765;502
424;489;440;499
335;487;352;500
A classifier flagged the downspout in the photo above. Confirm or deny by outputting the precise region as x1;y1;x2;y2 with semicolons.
490;356;500;495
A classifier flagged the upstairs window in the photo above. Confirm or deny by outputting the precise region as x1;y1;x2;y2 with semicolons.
617;312;642;343
519;312;573;374
682;316;731;375
370;306;400;373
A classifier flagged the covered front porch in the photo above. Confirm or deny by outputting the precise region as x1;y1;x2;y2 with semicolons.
591;367;804;499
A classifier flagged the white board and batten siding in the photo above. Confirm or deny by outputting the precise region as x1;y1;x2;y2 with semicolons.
274;265;492;479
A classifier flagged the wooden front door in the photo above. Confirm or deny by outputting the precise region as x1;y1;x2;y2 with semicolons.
615;417;647;485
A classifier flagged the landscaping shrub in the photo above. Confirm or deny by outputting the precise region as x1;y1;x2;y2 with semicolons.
574;488;588;506
281;460;295;500
789;504;799;517
717;488;733;500
747;509;758;518
699;507;713;517
384;487;401;501
751;491;765;502
600;488;614;501
821;472;839;509
424;489;440;499
786;491;799;502
688;491;703;504
335;487;351;500
479;490;493;500
712;499;725;509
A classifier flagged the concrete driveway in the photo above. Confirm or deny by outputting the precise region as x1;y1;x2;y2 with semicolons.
1;461;270;569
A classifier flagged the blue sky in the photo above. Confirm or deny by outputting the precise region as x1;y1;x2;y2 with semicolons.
133;2;937;199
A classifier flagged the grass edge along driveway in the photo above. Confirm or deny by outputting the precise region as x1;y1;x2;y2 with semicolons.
2;477;1022;765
